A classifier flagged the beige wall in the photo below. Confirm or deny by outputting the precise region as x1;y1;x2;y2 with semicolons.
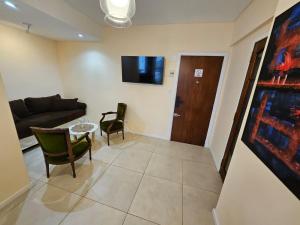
210;0;278;169
0;24;63;100
0;75;29;204
232;0;278;44
57;23;233;139
214;0;300;224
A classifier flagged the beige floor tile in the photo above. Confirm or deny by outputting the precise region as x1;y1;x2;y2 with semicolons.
129;176;182;225
183;185;218;211
92;146;122;164
85;166;142;212
183;161;222;194
184;210;215;225
112;148;152;173
60;198;126;225
0;185;81;225
145;153;182;183
0;180;45;217
123;215;158;225
155;142;214;165
44;158;108;196
176;148;215;166
129;142;156;153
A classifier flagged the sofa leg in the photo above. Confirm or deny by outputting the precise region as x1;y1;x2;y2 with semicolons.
107;134;110;146
71;162;76;178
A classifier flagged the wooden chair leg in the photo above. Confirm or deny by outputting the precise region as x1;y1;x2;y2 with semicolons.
100;129;102;136
107;133;110;146
45;159;50;178
122;129;125;140
71;161;76;178
89;147;92;161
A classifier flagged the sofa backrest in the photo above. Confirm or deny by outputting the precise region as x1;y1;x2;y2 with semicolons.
24;94;61;114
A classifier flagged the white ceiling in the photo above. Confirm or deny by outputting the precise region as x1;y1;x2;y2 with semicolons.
0;0;252;41
0;0;102;41
65;0;252;25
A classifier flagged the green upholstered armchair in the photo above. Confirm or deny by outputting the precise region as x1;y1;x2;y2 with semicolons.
31;127;92;178
100;103;127;145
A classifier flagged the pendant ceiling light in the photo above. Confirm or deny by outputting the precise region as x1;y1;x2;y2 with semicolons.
100;0;136;28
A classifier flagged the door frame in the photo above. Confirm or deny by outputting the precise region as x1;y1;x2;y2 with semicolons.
167;52;229;147
219;36;268;180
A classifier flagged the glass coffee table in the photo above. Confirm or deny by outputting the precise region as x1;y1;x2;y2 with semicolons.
69;122;98;143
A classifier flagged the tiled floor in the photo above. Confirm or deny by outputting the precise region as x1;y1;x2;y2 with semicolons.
0;133;222;225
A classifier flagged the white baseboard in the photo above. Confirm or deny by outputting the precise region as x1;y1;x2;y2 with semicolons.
0;184;30;211
125;128;170;141
213;208;221;225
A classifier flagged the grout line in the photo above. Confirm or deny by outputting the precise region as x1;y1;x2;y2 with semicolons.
23;136;221;225
126;213;161;225
122;151;154;225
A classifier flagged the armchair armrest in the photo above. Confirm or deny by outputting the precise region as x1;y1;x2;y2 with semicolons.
100;111;117;123
102;111;117;116
77;102;87;110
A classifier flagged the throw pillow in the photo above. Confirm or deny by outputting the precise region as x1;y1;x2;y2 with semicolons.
9;99;32;118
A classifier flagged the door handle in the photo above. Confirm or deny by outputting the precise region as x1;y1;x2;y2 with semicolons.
174;113;181;117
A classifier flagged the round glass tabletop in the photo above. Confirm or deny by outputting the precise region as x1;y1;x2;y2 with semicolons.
69;122;98;135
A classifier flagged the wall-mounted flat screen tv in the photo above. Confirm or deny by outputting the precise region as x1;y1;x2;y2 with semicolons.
122;56;165;85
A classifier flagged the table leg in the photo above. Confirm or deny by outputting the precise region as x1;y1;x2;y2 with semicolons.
92;132;95;143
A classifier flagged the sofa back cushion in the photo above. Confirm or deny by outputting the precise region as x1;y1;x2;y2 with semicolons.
9;99;32;118
52;98;79;111
25;94;61;114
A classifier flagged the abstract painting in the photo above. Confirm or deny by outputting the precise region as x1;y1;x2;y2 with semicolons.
242;2;300;199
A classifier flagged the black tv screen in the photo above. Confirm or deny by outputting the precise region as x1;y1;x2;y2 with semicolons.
122;56;164;84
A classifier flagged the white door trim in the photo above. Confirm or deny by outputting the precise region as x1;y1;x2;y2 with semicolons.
167;52;229;148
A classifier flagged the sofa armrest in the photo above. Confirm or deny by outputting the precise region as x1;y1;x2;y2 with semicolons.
77;102;87;110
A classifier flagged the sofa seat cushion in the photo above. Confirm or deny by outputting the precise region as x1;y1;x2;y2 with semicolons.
25;94;61;114
100;120;123;131
16;109;85;139
47;140;89;164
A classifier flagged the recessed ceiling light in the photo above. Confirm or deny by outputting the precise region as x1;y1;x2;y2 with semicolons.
78;33;84;38
4;1;17;9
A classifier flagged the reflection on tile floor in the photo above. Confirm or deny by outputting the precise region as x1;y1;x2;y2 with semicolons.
0;133;222;225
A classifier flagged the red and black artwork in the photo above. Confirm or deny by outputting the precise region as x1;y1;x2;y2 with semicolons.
242;2;300;199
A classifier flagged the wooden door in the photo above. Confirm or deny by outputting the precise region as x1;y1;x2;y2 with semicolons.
171;56;224;146
219;38;267;180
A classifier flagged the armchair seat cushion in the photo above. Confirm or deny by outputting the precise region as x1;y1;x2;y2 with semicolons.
100;120;123;132
47;140;90;164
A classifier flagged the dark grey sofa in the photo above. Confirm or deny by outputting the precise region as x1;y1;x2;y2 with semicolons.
9;94;86;139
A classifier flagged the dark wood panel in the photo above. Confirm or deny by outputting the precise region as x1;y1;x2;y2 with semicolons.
171;56;224;146
219;37;267;180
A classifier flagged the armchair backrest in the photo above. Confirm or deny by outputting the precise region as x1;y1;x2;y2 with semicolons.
31;127;73;158
116;103;127;121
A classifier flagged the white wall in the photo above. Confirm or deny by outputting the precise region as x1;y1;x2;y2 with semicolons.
214;0;300;224
0;74;29;204
57;23;233;139
0;24;63;100
210;0;278;169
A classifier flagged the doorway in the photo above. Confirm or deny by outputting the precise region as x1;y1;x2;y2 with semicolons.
171;55;224;146
219;37;267;180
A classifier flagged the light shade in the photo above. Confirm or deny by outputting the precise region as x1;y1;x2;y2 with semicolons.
100;0;136;28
